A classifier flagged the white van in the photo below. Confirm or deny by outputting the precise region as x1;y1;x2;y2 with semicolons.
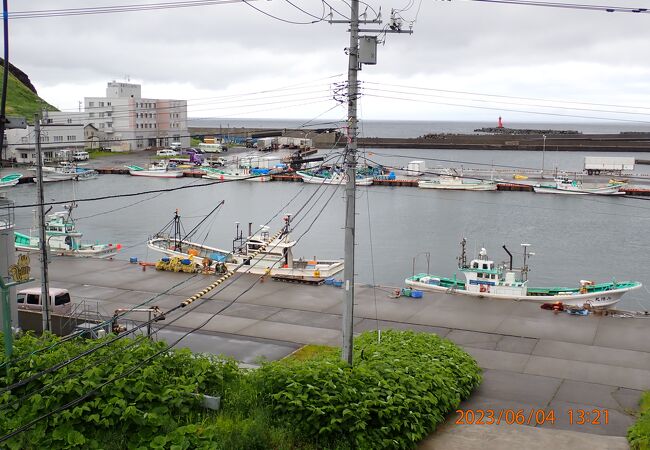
17;288;73;315
73;151;90;161
170;142;182;150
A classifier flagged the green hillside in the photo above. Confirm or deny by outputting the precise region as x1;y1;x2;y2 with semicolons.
0;67;57;122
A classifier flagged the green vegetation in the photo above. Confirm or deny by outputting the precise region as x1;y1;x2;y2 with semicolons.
629;392;650;450
87;149;118;159
1;67;57;121
0;330;481;449
190;137;201;147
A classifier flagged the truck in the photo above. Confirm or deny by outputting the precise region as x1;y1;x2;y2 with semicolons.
584;156;635;175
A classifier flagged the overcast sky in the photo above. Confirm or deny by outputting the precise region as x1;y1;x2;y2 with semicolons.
8;0;650;125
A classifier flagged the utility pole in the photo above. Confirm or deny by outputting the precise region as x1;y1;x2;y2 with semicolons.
34;113;51;333
340;0;360;366
332;4;412;365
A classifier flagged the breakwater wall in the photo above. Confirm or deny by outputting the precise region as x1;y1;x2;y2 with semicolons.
189;127;650;151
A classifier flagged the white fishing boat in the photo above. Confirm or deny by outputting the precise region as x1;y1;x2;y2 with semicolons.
126;161;183;178
0;173;22;191
533;178;624;195
404;239;641;309
418;175;497;191
202;166;271;182
33;163;98;182
14;203;120;258
147;208;344;280
295;169;374;186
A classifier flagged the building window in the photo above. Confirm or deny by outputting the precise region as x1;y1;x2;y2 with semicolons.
53;136;63;142
100;123;105;128
107;102;111;106
89;112;95;118
67;118;72;124
99;102;104;107
42;136;49;142
99;113;105;118
107;122;112;128
20;153;27;159
88;102;94;107
107;112;112;117
67;135;75;141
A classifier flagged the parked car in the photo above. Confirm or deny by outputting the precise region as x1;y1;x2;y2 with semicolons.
17;287;73;315
73;151;90;161
156;149;178;157
170;142;182;150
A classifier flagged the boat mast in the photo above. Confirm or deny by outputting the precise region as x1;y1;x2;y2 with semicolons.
521;243;533;281
173;210;181;252
457;237;467;269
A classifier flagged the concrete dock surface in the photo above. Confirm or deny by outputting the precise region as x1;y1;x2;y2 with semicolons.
24;257;650;447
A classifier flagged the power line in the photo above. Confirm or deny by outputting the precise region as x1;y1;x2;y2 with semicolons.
9;0;245;20
465;0;650;14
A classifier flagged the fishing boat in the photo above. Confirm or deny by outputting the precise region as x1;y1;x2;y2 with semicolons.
295;169;374;186
202;166;271;182
533;178;624;195
147;207;344;280
32;162;98;182
404;239;641;308
126;161;183;178
0;173;22;191
418;175;497;191
14;203;120;258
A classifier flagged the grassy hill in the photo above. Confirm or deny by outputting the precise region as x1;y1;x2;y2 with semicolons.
0;67;57;122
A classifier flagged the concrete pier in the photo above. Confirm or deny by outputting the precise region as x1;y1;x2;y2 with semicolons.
19;257;650;444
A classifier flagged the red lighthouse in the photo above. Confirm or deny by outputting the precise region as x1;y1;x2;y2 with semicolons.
498;116;504;128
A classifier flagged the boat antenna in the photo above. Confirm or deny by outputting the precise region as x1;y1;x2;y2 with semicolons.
457;237;467;269
502;244;513;270
173;209;182;252
521;243;532;281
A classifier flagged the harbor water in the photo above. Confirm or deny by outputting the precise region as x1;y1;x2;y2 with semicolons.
6;147;650;310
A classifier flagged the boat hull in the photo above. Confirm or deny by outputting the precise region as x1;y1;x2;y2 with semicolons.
129;170;183;178
533;186;624;195
202;171;271;182
296;171;374;186
16;243;118;258
418;181;497;191
404;277;640;308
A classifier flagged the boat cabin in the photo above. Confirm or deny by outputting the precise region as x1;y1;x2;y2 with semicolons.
461;248;527;296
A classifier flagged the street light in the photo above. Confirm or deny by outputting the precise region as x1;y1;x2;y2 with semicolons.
541;135;547;179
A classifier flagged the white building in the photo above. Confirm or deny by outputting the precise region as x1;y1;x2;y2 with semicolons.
6;123;86;164
84;81;189;151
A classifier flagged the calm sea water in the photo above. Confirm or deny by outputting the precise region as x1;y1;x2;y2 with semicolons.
7;146;650;310
189;118;650;138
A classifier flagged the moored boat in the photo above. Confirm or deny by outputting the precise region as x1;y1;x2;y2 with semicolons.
533;178;624;195
0;173;22;191
418;175;497;191
14;203;120;258
404;238;640;308
295;169;374;186
202;166;271;182
126;161;183;178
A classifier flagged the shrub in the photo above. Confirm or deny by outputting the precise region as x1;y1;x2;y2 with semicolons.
257;330;482;449
629;391;650;450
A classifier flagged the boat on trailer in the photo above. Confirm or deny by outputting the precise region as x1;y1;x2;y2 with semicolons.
147;206;344;280
405;239;640;308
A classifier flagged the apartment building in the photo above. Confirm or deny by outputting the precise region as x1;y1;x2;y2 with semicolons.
84;81;189;151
